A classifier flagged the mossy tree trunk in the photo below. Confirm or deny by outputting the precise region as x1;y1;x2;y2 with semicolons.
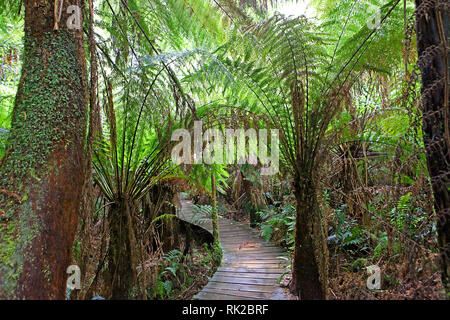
0;0;87;299
211;172;222;265
211;173;219;241
107;200;138;300
415;0;449;295
290;175;327;300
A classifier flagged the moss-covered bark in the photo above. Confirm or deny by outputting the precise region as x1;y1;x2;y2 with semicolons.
106;201;137;300
211;173;222;266
290;176;328;300
0;0;87;299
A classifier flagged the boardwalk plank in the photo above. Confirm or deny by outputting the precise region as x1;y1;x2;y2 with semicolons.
194;292;253;300
210;278;279;286
205;282;279;293
218;267;284;274
222;263;287;268
201;288;274;299
214;271;282;280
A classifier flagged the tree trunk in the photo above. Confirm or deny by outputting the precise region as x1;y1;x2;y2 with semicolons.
290;176;327;299
211;172;222;265
415;0;449;294
0;0;87;299
107;201;137;299
77;0;101;300
211;173;219;242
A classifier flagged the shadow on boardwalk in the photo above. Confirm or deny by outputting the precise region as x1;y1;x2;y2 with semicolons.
178;199;290;300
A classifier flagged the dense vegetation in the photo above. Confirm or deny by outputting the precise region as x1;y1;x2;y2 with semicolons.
0;0;448;300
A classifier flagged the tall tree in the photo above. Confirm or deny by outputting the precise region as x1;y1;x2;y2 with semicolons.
210;169;222;265
210;0;406;298
215;16;334;299
0;0;87;299
415;0;449;295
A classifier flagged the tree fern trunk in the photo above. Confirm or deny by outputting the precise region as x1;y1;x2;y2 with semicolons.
0;0;87;299
107;201;137;299
415;0;449;294
290;176;327;299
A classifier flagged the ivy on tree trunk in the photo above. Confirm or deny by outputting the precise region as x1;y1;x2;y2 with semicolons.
0;0;87;299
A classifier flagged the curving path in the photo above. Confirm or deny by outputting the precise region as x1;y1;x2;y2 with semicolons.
177;199;289;300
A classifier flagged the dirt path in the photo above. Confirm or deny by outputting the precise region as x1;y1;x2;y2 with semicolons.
178;199;289;300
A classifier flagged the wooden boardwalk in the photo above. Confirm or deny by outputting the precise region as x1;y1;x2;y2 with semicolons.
178;200;289;300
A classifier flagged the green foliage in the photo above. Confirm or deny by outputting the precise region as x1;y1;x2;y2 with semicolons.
149;245;216;299
203;242;213;263
0;0;441;299
352;257;368;271
373;231;388;260
256;202;295;249
0;1;22;19
186;164;230;195
314;0;414;74
0;12;22;157
162;249;184;278
0;127;8;157
390;192;428;237
150;213;177;225
332;205;369;253
151;249;184;299
212;239;222;266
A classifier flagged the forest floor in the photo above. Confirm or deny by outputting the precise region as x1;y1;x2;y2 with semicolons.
214;199;443;300
172;243;218;300
327;253;443;300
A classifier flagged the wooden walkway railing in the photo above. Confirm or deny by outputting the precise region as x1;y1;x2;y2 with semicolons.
177;199;289;300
